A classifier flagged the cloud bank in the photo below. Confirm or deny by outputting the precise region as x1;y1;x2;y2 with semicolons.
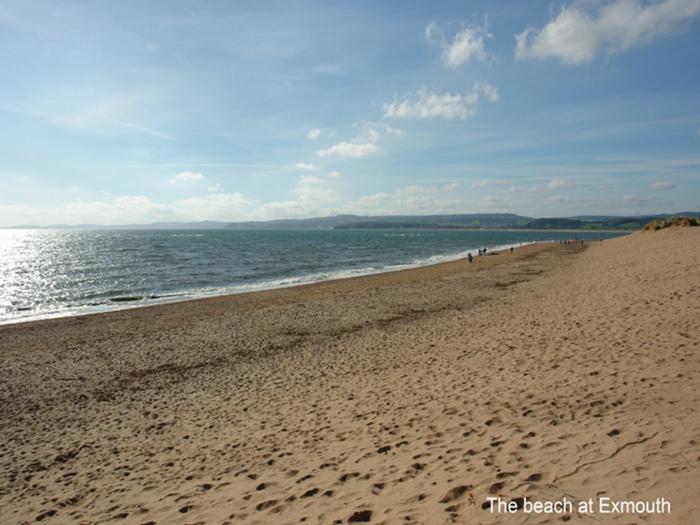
515;0;700;64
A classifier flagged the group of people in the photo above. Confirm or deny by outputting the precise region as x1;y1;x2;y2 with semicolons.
467;246;495;263
466;238;597;265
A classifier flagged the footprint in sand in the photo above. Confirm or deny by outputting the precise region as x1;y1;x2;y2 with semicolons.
439;484;471;503
348;510;373;522
489;481;505;494
255;499;278;511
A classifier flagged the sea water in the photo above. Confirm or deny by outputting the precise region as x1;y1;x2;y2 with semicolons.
0;228;625;324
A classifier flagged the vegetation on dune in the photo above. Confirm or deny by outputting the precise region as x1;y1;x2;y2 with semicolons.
643;216;700;231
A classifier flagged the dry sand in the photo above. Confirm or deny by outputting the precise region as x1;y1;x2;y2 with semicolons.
0;228;698;524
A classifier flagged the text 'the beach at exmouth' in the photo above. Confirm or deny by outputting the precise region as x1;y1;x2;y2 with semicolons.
485;496;671;516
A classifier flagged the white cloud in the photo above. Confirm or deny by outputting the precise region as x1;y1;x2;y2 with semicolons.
358;120;404;137
307;128;322;140
385;90;468;120
257;175;339;218
293;175;338;205
318;128;381;159
442;181;461;192
476;81;499;102
355;192;391;207
174;192;253;220
481;195;502;206
515;0;700;64
0;175;344;225
294;162;320;171
478;178;514;188
523;178;574;193
425;21;442;43
207;184;223;193
545;178;571;190
169;171;205;183
425;21;491;67
350;185;465;214
443;25;491;66
298;175;323;185
327;170;343;179
0;193;254;225
364;128;381;143
338;184;516;215
651;180;676;190
318;142;379;159
381;123;404;136
383;82;499;120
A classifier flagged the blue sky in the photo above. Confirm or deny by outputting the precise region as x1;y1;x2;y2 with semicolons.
1;0;699;225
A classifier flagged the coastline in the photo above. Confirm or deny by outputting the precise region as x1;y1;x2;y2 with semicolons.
1;229;698;524
0;239;557;329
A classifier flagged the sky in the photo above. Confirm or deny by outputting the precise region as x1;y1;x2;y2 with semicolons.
1;0;699;226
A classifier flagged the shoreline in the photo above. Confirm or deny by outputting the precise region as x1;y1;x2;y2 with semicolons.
0;240;559;330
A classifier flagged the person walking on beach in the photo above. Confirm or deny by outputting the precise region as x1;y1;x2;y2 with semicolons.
510;246;514;255
468;252;473;263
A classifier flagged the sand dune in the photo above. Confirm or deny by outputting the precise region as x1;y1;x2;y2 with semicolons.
1;228;699;524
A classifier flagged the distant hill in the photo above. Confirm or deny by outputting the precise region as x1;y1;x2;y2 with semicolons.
226;214;532;230
336;214;531;229
520;218;587;230
517;214;700;230
224;215;367;230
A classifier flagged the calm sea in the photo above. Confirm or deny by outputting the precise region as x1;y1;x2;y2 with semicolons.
0;229;625;325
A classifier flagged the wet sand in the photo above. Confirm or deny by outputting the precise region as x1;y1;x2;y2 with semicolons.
1;229;698;524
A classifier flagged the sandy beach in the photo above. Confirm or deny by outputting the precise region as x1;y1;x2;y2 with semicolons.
1;228;698;524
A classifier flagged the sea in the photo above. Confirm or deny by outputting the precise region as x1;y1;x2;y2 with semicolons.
0;228;626;325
